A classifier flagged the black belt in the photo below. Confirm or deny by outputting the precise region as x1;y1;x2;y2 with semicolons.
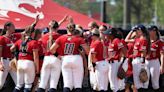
108;60;114;63
39;56;44;60
3;58;12;60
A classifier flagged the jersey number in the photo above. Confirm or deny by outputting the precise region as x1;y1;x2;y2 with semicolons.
64;43;75;54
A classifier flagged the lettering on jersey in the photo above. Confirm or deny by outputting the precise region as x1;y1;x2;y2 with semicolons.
64;43;75;55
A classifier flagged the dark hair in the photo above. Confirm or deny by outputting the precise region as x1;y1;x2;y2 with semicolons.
148;25;160;40
116;28;124;39
67;23;76;33
33;29;42;40
102;25;107;30
2;22;14;35
49;20;59;30
89;22;99;29
139;25;151;53
110;28;118;38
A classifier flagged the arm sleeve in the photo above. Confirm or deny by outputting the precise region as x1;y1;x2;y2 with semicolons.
0;37;4;46
32;41;39;50
90;43;99;54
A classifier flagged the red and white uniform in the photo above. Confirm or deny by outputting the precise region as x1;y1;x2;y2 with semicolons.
89;40;109;91
108;38;124;61
0;36;17;89
14;39;38;89
108;38;125;92
55;34;86;90
41;32;60;51
132;38;149;89
145;40;164;89
10;33;22;43
38;32;61;90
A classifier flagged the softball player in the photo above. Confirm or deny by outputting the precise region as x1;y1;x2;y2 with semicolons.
37;20;61;92
145;25;164;91
131;25;150;90
125;27;139;92
103;28;127;92
0;22;17;89
50;23;89;92
11;27;39;92
89;29;109;92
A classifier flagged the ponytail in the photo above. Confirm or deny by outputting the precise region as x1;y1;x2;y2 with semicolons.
2;22;13;35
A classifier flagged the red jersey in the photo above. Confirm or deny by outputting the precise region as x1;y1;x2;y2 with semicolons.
55;34;86;56
15;39;38;61
37;40;44;57
40;32;61;55
126;42;134;58
108;38;124;61
133;38;148;58
0;36;13;58
146;40;164;60
126;42;134;76
10;33;22;43
121;39;127;48
90;40;104;61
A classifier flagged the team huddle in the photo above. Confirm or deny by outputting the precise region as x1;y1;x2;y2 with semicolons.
0;15;163;92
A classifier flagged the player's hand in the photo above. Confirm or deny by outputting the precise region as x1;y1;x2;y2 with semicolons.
0;62;4;71
35;15;40;23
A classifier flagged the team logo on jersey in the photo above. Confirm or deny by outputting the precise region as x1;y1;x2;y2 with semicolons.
0;0;44;20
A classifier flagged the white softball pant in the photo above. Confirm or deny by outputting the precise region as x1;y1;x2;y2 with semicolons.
62;55;84;90
132;57;149;89
16;60;35;89
39;55;61;89
90;60;109;91
0;59;17;89
108;60;125;92
145;59;160;89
